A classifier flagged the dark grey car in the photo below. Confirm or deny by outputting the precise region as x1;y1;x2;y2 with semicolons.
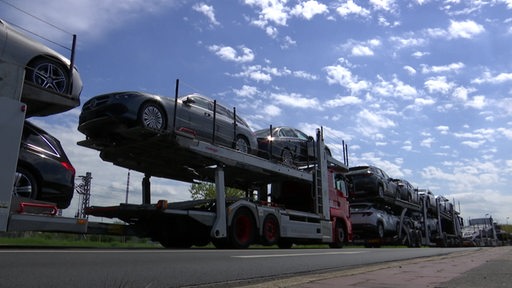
393;178;419;204
254;126;330;166
345;165;398;200
350;202;399;239
78;91;257;154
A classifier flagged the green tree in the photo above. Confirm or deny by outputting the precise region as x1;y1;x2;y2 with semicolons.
189;182;245;200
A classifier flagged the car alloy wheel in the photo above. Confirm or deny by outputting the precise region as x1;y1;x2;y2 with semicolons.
140;102;166;130
234;135;250;154
13;168;38;199
28;59;69;93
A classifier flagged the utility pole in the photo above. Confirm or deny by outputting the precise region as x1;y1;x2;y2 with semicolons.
125;170;130;204
75;172;92;219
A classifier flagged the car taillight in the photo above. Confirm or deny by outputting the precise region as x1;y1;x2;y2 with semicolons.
61;162;76;176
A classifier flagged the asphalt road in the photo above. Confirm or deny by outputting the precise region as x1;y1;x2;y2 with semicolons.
0;247;477;287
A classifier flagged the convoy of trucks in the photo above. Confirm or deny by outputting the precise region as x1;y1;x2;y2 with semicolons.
0;22;466;248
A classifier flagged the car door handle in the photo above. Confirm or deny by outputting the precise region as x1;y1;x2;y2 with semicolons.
204;112;211;117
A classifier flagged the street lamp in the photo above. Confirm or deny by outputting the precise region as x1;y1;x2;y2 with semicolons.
507;217;509;226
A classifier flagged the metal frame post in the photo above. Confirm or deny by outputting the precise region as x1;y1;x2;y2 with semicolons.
0;62;26;231
211;166;227;238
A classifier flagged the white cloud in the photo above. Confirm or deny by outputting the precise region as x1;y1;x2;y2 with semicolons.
420;137;435;148
428;19;485;39
263;104;281;116
208;45;255;63
244;0;289;26
355;109;396;137
465;95;486;109
324;62;370;93
233;85;259;98
370;0;397;11
447;19;485;39
390;36;427;49
421;62;465;74
351;45;374;56
403;66;417;75
271;92;321;109
324;95;362;107
290;0;328;20
436;125;450;135
335;0;371;17
424;76;455;94
472;71;512;84
192;3;220;26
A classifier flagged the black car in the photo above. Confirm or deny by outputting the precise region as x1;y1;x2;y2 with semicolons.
392;178;419;204
345;165;398;200
78;91;257;154
254;126;330;166
14;121;75;209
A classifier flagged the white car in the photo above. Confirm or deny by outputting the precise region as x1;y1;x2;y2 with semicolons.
0;18;83;116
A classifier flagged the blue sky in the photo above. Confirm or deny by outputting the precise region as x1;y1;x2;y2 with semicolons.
2;0;512;224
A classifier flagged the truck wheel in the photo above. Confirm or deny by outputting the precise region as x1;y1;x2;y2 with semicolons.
261;214;280;246
229;208;256;249
329;221;345;248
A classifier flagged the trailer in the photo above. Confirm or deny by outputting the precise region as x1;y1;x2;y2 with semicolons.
80;126;352;249
1;59;352;248
348;186;463;247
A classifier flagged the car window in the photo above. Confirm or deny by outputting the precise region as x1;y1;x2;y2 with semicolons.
281;127;297;137
294;129;310;141
23;125;60;157
215;104;231;119
189;95;212;111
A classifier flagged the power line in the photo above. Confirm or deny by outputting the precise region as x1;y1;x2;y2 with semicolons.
0;0;74;51
0;0;72;34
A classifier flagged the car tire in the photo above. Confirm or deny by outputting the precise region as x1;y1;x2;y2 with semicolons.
26;58;69;94
234;135;250;154
13;167;38;200
139;102;166;130
376;222;385;238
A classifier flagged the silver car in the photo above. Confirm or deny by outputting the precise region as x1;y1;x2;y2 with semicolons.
350;202;399;239
0;18;83;116
78;91;258;154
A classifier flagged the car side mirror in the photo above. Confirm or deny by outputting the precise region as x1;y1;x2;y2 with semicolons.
183;97;195;106
307;136;314;142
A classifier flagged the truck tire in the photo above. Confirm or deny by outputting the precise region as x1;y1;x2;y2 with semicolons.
329;220;345;248
229;208;256;249
261;214;280;246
